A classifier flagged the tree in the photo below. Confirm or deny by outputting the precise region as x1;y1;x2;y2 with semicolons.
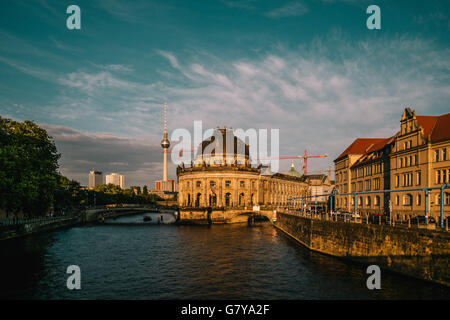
143;185;148;195
0;117;61;217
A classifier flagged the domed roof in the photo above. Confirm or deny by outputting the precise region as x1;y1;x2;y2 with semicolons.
194;128;250;166
287;162;301;177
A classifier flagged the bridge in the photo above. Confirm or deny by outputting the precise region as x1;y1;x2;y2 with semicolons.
178;206;277;224
85;205;177;222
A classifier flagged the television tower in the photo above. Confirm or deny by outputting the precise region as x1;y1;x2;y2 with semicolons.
160;102;170;181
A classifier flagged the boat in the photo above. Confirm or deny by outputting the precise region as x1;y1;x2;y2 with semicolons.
143;216;152;222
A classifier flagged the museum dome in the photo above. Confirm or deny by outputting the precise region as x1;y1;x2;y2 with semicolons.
193;128;250;167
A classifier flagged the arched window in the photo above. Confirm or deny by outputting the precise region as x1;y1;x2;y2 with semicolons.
366;196;371;207
209;194;217;206
225;193;231;206
239;193;245;206
375;195;380;206
195;193;201;207
187;194;191;206
358;197;363;206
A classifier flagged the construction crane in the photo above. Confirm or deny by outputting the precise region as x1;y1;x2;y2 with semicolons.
257;150;328;175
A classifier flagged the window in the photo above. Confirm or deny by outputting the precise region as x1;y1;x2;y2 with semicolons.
225;180;231;187
366;196;371;207
443;149;447;161
375;196;380;206
396;175;399;187
400;158;403;168
210;181;216;187
374;178;380;190
225;193;231;206
358;197;362;206
196;181;201;187
445;192;450;205
416;171;421;185
409;156;412;167
396;195;399;205
404;194;412;206
404;142;407;150
240;181;245;188
435;150;439;162
437;170;441;184
414;154;417;165
408;140;412;148
443;170;447;184
417;194;421;206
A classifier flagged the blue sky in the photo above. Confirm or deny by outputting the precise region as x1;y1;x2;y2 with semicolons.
1;0;449;187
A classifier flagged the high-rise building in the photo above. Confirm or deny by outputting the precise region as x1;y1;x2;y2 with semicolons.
106;173;125;189
155;179;178;192
89;170;103;189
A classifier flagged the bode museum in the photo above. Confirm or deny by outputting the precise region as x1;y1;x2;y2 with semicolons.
176;128;310;223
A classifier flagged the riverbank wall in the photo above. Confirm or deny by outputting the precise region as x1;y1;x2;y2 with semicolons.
0;216;82;241
275;212;450;287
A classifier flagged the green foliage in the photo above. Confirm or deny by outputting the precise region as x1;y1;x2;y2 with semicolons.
0;116;60;217
143;185;148;195
84;184;162;206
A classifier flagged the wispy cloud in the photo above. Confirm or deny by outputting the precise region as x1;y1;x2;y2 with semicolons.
48;34;450;180
266;2;308;18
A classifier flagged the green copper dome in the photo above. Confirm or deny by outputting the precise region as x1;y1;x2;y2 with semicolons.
287;162;301;177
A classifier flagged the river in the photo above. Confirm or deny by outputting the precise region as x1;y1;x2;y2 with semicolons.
0;212;448;299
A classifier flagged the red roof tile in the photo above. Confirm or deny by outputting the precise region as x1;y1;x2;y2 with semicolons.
430;113;450;143
416;116;438;138
335;138;388;162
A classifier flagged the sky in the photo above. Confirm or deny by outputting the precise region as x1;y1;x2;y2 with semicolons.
0;0;449;187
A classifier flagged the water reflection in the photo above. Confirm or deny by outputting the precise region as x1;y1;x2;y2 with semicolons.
0;222;448;300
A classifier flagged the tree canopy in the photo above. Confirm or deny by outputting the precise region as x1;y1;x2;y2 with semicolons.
0;117;60;217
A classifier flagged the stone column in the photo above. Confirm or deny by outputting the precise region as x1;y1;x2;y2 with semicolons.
256;178;261;205
203;178;208;206
218;178;223;207
247;179;252;206
233;178;238;207
191;179;194;206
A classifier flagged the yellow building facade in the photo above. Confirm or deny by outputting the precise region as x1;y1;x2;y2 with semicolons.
335;108;450;221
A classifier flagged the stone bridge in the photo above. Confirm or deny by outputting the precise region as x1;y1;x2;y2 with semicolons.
85;205;175;222
178;206;277;224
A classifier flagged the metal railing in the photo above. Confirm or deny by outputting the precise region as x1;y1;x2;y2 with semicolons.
280;209;449;230
0;211;81;227
287;184;450;229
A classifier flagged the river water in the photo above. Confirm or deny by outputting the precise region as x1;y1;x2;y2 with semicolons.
0;212;448;300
